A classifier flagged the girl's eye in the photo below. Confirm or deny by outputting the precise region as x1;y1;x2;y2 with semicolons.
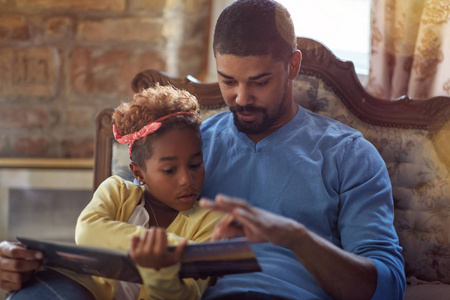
190;162;203;169
162;168;176;174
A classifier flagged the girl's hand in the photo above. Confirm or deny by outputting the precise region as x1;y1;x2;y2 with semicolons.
130;227;187;270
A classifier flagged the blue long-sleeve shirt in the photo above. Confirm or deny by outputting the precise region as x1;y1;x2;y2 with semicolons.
200;105;405;299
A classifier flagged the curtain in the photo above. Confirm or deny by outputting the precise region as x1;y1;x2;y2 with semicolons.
367;0;450;100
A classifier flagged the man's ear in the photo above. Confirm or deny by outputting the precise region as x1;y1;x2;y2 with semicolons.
129;162;143;183
288;50;302;80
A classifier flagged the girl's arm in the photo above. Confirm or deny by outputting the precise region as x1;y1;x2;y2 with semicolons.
75;177;186;251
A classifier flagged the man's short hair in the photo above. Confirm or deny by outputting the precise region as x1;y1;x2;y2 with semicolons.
213;0;297;62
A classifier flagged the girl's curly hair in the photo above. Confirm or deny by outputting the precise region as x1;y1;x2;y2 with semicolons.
112;84;201;169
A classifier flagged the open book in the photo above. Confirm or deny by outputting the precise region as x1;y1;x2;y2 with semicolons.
17;237;261;283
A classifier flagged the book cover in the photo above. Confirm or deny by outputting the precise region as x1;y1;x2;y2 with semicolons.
17;236;261;283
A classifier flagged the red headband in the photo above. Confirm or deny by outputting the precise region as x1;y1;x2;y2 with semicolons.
113;111;196;156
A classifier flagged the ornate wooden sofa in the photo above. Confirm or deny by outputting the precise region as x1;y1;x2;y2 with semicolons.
93;37;450;299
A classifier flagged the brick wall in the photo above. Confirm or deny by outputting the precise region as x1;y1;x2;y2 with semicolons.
0;0;210;158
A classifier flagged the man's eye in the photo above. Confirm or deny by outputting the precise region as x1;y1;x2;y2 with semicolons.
252;81;268;87
221;80;235;86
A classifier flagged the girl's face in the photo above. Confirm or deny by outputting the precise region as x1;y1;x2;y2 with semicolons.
135;127;205;212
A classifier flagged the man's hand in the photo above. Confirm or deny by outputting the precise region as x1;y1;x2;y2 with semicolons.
202;195;378;300
0;241;43;292
130;228;187;270
199;194;305;248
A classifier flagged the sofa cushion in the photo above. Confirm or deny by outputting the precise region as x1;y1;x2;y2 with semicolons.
404;277;450;300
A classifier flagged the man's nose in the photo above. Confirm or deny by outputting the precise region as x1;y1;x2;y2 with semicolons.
235;85;252;106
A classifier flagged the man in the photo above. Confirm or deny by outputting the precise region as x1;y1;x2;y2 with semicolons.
198;1;405;299
1;1;405;299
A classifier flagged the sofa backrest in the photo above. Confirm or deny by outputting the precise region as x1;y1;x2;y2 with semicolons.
93;37;450;284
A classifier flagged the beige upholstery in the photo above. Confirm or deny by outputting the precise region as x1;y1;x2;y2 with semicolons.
93;37;450;297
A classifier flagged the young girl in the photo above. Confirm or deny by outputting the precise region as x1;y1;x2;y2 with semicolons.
57;85;223;299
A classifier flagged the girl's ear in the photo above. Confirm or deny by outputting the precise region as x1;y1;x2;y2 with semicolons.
129;162;144;184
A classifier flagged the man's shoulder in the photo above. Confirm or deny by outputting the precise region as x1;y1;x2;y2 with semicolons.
296;107;362;140
202;110;230;126
201;110;231;136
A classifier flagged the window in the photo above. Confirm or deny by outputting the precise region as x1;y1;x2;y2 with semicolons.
278;0;371;75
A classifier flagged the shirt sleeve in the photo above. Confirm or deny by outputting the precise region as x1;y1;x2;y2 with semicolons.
137;263;209;300
75;176;148;251
337;137;406;299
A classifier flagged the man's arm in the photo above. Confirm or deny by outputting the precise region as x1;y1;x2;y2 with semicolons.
200;195;377;300
0;241;43;292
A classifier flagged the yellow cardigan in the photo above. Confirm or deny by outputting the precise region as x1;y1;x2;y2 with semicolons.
56;176;223;300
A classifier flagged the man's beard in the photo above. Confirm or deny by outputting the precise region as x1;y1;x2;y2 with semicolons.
230;81;289;135
230;105;271;134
